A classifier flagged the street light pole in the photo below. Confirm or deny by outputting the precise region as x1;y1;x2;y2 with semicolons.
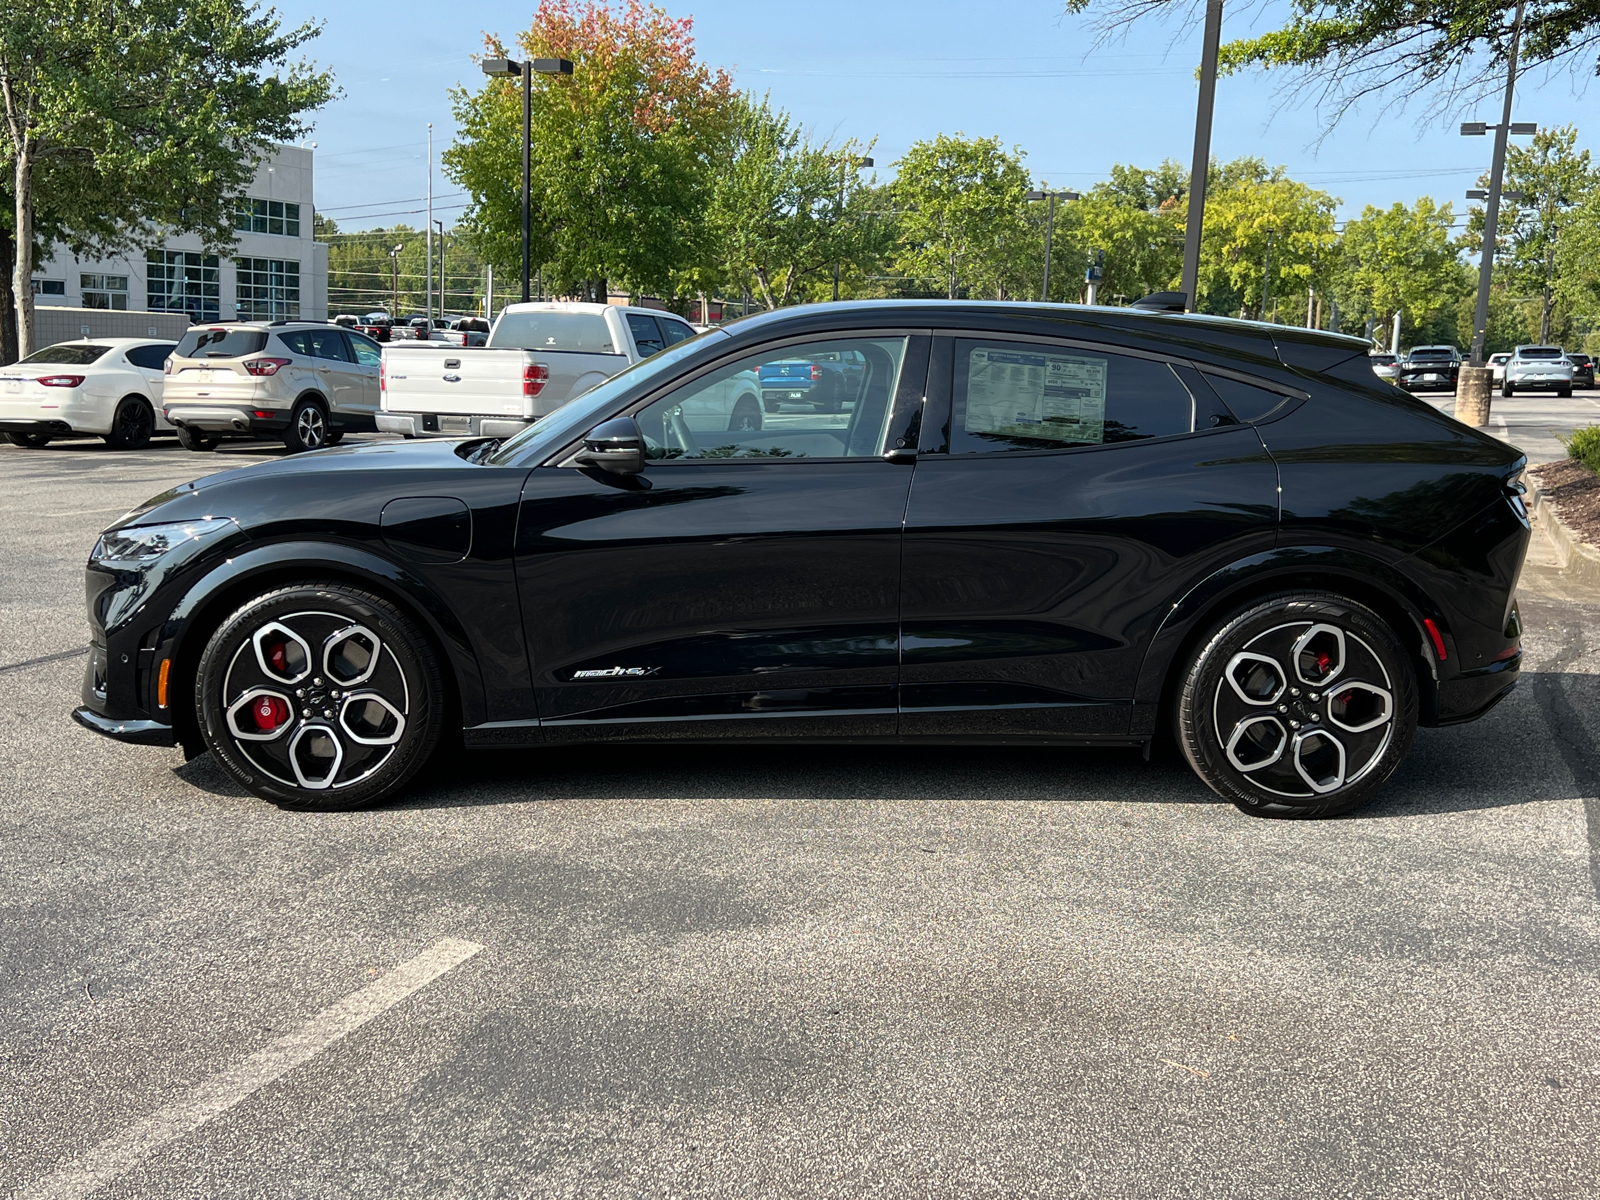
435;219;446;321
482;55;575;305
1466;1;1530;366
1180;0;1224;311
1261;227;1274;320
833;155;873;302
425;123;433;325
1025;188;1080;302
390;244;402;317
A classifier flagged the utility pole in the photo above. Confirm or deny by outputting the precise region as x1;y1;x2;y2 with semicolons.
435;219;446;322
389;244;402;318
1180;0;1224;311
425;122;433;326
486;264;494;319
1261;228;1274;320
1466;1;1530;366
833;155;873;302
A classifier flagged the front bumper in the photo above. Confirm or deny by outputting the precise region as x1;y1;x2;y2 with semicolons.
377;411;532;438
72;705;175;746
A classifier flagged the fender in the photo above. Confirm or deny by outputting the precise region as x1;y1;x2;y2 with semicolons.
162;539;488;729
1130;545;1450;735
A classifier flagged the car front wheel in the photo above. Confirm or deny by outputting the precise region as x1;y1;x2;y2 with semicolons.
1176;592;1417;818
195;583;444;810
729;398;762;432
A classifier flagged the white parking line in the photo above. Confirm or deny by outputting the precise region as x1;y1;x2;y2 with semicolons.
20;937;483;1200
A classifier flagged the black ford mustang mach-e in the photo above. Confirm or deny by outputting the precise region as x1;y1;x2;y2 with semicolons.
75;301;1529;817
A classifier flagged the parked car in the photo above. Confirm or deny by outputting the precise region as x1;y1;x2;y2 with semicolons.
1489;352;1511;385
1368;352;1400;383
76;300;1529;820
441;317;490;348
0;337;177;450
1396;345;1462;392
1502;344;1574;397
161;321;385;452
759;348;869;412
377;302;699;439
1567;351;1594;387
331;314;359;328
359;313;393;343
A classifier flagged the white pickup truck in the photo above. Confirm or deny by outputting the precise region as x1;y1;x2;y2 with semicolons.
377;301;727;438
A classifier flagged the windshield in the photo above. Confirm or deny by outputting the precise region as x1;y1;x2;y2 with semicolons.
1519;346;1563;359
488;310;617;353
487;330;728;466
175;328;269;359
19;343;110;365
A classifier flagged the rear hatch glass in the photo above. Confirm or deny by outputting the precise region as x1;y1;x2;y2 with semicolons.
1408;349;1454;360
176;328;269;359
18;344;110;365
488;311;616;353
1519;347;1563;359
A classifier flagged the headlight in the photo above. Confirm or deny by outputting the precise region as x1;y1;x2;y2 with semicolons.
92;517;236;564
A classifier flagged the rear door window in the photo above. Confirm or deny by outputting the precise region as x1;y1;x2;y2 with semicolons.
347;332;382;366
948;340;1194;453
278;327;350;361
660;318;695;346
627;313;666;358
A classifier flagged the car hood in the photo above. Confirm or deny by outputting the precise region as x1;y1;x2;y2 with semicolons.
110;438;488;530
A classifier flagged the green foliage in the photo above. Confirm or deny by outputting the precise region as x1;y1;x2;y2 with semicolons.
1561;424;1600;473
318;221;488;318
1194;159;1340;319
1054;162;1186;303
0;0;335;350
445;0;733;304
1333;197;1466;341
889;134;1033;299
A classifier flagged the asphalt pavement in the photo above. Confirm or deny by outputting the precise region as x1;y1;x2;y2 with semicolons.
2;431;1599;1199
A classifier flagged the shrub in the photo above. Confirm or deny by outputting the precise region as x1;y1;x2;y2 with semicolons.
1562;425;1600;475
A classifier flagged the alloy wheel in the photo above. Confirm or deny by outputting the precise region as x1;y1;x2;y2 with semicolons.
1210;620;1396;800
295;405;327;449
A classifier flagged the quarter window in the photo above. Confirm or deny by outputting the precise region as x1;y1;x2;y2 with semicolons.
660;319;695;346
147;251;221;322
125;343;176;370
949;340;1195;453
1202;374;1289;423
236;258;300;319
634;337;908;461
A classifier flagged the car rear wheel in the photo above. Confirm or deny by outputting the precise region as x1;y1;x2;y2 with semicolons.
194;582;444;810
284;399;329;453
175;425;217;452
1502;382;1514;398
105;396;155;450
1176;591;1417;819
1558;387;1572;398
5;432;51;448
729;398;762;433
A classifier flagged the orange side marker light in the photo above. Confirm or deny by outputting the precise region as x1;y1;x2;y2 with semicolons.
157;658;171;708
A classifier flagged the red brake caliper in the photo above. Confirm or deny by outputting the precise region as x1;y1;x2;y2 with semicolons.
254;694;289;732
1315;651;1331;676
268;641;288;674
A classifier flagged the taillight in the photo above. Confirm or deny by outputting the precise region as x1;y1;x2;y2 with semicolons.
810;364;822;381
163;358;173;375
524;363;549;397
379;360;386;393
38;374;85;387
242;357;292;377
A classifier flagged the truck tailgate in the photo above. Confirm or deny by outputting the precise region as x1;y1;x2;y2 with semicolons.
382;348;531;417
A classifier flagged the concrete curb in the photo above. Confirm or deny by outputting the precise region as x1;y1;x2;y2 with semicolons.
1526;466;1600;590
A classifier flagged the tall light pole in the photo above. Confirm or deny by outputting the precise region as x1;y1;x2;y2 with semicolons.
390;244;402;317
833;155;873;302
482;55;575;304
435;219;447;322
1261;227;1275;320
1025;188;1080;302
1463;1;1534;365
1180;0;1224;311
425;123;433;325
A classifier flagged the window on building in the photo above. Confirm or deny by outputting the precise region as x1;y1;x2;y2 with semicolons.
236;257;300;319
31;279;66;296
81;273;129;310
234;198;301;238
146;251;220;322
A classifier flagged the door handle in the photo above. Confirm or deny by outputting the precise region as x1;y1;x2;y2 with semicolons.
882;448;916;464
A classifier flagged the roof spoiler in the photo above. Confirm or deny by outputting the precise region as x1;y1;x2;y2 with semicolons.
1129;291;1188;313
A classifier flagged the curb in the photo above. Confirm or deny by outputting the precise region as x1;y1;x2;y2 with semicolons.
1526;467;1600;590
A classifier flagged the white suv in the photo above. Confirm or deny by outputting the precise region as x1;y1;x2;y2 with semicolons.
1502;345;1574;398
162;321;383;452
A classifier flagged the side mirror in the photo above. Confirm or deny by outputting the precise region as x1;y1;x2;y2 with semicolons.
572;416;645;476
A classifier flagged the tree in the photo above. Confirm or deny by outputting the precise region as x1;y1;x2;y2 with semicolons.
1055;162;1187;303
1194;159;1339;319
705;93;876;309
890;134;1032;300
1066;0;1600;125
0;0;334;354
445;0;733;304
1333;197;1465;343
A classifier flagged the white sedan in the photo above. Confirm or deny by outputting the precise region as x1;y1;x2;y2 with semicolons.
0;337;176;450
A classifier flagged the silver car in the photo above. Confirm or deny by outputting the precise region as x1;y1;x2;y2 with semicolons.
162;321;384;452
1368;352;1400;383
1502;344;1573;398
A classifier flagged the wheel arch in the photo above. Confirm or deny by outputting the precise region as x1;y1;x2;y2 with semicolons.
1133;547;1448;739
162;541;480;754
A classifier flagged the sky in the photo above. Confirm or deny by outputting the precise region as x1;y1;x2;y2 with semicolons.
281;0;1600;234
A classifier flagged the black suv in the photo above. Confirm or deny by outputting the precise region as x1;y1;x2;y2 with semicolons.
75;302;1528;819
1396;346;1462;392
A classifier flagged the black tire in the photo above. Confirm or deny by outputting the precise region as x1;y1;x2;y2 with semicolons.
1558;387;1572;398
5;432;51;448
763;398;780;414
176;425;217;452
1502;383;1514;398
728;397;762;433
104;396;155;450
324;430;346;446
1176;591;1417;819
194;582;444;811
284;398;329;453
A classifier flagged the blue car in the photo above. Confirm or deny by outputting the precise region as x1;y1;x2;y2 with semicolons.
759;349;867;412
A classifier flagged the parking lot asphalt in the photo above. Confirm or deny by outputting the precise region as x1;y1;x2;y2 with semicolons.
3;433;1600;1199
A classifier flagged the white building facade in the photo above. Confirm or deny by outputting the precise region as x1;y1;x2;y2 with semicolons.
31;145;328;324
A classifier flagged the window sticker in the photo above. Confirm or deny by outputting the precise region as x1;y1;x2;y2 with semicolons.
964;347;1106;443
